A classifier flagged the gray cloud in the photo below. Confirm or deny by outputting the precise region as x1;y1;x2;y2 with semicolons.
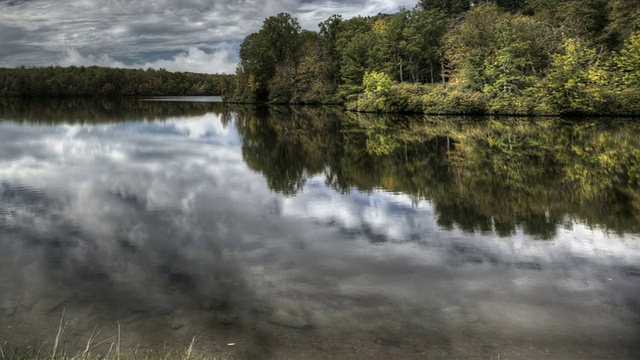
0;0;416;73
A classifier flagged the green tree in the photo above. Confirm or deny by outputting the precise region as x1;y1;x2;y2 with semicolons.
602;0;640;49
401;7;449;83
294;32;336;103
236;13;303;102
445;4;551;92
531;0;609;46
482;14;550;96
614;31;640;87
540;37;612;114
340;32;376;86
319;14;344;88
335;16;374;87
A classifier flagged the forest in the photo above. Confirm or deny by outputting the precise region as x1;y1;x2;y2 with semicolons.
227;0;640;115
0;66;233;97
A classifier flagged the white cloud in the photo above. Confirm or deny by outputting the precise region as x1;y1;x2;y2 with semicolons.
58;45;238;74
58;49;128;68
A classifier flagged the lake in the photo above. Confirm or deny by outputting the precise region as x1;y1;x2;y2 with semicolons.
0;97;639;359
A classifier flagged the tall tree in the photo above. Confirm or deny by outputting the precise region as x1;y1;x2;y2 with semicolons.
334;17;374;86
445;4;552;92
531;0;609;47
319;14;344;88
236;13;303;101
540;37;612;114
402;7;450;83
294;32;336;103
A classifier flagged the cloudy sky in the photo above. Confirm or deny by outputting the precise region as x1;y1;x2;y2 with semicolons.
0;0;417;74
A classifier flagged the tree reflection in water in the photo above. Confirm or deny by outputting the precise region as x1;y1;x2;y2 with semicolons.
228;104;640;239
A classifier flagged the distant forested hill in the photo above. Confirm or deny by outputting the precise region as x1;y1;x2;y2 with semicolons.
0;66;233;97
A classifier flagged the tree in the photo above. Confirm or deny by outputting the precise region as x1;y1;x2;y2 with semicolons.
540;37;612;114
319;14;344;88
236;13;303;102
375;10;410;82
603;0;640;50
401;7;450;83
493;0;530;13
614;31;640;88
340;32;377;86
531;0;609;47
294;33;336;103
482;14;550;95
445;4;551;92
261;13;303;67
334;16;373;87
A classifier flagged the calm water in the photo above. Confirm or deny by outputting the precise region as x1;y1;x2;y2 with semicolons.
0;98;639;359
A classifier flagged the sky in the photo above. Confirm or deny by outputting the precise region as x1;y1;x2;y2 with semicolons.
0;0;417;74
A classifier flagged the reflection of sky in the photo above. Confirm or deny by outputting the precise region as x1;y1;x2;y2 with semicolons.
1;112;639;356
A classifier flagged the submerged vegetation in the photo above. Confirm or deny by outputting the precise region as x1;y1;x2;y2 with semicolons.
227;0;640;115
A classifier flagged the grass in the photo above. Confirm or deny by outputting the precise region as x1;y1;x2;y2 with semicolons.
0;347;230;360
0;311;230;360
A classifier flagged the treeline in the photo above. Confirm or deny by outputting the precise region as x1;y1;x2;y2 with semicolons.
227;0;640;115
0;66;233;97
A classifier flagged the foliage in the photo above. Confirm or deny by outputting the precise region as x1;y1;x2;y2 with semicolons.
602;0;640;49
445;4;551;94
531;0;610;47
363;71;394;95
232;13;304;102
539;37;612;114
418;0;469;18
401;8;449;84
614;31;640;88
293;33;337;103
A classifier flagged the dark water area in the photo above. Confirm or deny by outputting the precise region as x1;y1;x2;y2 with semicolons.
0;97;639;359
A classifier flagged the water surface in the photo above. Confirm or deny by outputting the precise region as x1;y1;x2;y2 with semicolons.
0;98;639;359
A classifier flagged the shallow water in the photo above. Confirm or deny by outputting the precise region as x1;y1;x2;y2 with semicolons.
0;98;639;359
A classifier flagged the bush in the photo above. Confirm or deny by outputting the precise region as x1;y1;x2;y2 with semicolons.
421;85;488;114
487;90;539;115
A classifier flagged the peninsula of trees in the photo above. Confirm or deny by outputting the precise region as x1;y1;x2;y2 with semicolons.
227;0;640;116
0;66;233;97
